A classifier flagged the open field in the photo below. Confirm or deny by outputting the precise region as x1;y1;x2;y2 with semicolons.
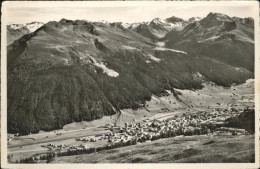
51;134;254;163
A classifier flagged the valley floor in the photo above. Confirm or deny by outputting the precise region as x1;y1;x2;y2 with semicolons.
7;79;255;163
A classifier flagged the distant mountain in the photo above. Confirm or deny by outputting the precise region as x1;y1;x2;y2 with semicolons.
109;22;132;30
200;12;234;28
9;24;25;30
25;22;44;32
7;13;254;134
188;17;202;23
166;16;186;23
232;17;254;27
164;12;254;71
7;26;30;45
129;16;187;40
7;22;44;45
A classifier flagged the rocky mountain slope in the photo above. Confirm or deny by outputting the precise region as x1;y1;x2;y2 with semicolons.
129;16;187;41
164;12;254;71
7;13;254;134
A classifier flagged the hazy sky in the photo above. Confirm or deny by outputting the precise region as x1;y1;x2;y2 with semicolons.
6;5;256;24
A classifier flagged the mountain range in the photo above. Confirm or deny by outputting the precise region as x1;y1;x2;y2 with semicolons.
7;22;44;45
7;12;254;134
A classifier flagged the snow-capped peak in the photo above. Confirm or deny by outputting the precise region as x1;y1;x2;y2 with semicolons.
121;23;131;29
151;18;165;25
25;22;44;32
9;22;44;32
10;24;25;30
130;23;141;29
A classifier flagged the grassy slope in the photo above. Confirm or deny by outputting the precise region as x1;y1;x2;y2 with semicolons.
51;135;254;163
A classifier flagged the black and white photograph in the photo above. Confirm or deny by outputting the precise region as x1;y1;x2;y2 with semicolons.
1;1;259;168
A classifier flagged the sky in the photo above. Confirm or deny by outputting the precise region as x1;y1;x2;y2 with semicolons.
6;5;256;25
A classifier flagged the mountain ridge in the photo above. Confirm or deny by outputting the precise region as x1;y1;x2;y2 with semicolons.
164;12;254;71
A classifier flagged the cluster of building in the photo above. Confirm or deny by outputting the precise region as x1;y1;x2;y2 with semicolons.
103;108;248;144
75;137;97;142
41;143;68;149
32;107;251;157
41;143;89;151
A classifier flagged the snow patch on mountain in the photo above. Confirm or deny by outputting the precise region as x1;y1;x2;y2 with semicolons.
121;23;131;29
9;22;44;32
150;18;166;25
26;22;44;32
237;36;254;44
89;56;119;77
151;18;185;31
96;62;119;77
188;17;202;23
122;45;140;50
168;23;185;31
198;35;221;43
215;14;231;21
154;47;187;55
151;31;166;38
130;23;141;29
148;54;161;62
156;42;165;47
10;24;24;30
155;31;169;38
